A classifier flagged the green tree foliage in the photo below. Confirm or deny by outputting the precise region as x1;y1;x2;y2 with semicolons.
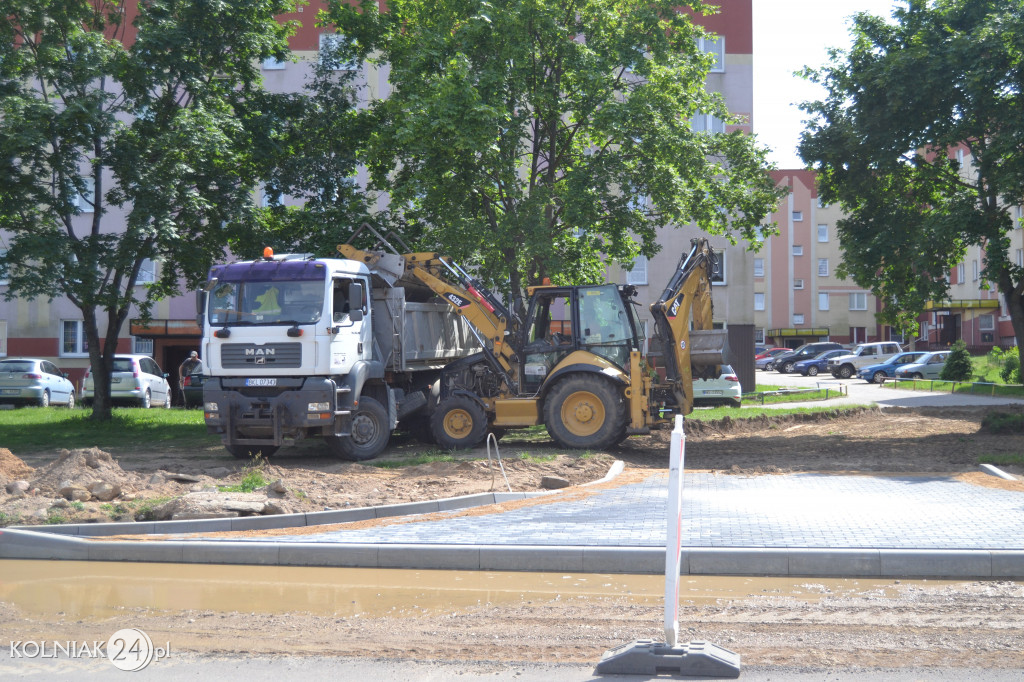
0;0;296;419
799;0;1024;373
940;339;973;381
328;0;783;314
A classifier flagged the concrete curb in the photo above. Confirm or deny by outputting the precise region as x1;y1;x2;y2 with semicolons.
3;528;1022;577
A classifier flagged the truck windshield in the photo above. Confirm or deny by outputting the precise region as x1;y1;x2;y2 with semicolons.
207;261;326;326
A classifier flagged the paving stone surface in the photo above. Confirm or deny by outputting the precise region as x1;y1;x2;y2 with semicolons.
204;472;1024;549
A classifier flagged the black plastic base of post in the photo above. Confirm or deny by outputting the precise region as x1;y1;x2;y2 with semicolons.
595;639;740;677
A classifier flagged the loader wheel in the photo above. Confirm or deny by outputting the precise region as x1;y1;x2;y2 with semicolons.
544;375;626;450
431;396;487;450
326;396;390;461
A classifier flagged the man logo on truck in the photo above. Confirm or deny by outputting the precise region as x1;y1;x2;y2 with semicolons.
245;348;275;356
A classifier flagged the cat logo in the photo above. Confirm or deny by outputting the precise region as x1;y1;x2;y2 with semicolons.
668;298;681;318
445;292;471;308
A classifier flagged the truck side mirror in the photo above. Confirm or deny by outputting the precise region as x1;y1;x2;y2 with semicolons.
195;290;207;331
348;281;364;322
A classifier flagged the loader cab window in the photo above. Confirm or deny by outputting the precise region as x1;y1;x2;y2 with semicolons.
578;285;635;368
521;289;575;392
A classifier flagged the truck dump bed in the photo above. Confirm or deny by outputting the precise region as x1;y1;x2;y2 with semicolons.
372;288;480;372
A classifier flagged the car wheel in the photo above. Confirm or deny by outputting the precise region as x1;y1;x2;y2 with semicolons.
807;366;819;377
872;371;887;384
164;391;172;409
66;392;75;409
838;365;854;379
763;362;774;371
140;389;151;409
38;390;50;408
912;372;924;379
781;361;795;373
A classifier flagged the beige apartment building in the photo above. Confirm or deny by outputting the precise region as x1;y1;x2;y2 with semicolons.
757;167;1022;352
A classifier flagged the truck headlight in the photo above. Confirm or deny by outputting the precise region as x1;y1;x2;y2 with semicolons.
308;402;330;412
204;402;218;412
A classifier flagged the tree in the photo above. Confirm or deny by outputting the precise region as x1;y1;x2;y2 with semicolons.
940;339;973;381
799;0;1024;370
0;0;297;419
328;0;782;315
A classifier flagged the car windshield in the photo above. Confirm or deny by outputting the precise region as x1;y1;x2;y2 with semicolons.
207;260;326;326
0;361;34;373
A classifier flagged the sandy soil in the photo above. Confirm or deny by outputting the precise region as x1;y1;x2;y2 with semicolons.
2;404;1024;669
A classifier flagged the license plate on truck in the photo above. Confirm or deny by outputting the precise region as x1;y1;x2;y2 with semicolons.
245;378;277;387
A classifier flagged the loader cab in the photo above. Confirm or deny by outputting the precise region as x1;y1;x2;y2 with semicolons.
520;284;640;392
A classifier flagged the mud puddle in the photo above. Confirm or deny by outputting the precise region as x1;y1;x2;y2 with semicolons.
0;560;947;619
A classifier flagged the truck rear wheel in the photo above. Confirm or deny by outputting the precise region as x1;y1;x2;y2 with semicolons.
226;444;278;460
544;375;625;450
326;396;390;461
431;396;487;450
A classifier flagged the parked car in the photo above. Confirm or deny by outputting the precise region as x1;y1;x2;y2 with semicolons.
692;364;742;407
81;354;172;408
755;347;790;371
774;342;845;374
0;358;76;408
182;372;207;408
857;351;928;384
826;341;904;379
793;349;848;377
893;351;952;380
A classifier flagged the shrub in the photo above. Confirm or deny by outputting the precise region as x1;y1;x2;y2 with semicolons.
1000;352;1021;384
940;339;973;381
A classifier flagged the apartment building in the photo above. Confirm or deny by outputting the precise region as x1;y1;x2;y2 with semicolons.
757;168;1022;352
0;0;758;390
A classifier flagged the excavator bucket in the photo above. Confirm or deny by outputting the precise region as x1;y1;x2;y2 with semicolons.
688;329;729;371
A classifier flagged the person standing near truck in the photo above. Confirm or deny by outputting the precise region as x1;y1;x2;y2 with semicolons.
178;351;203;405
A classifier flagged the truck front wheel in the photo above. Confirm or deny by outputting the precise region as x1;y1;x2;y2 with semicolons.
326;396;390;461
544;375;626;450
431;396;487;450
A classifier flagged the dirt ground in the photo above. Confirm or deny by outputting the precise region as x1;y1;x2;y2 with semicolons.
3;404;1024;670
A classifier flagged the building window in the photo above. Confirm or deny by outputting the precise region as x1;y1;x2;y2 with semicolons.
625;255;648;286
753;258;764;278
793;314;805;325
793;278;804;290
1017;206;1022;229
819;292;830;311
0;319;6;356
75;177;95;213
792;210;803;222
262;56;286;70
690;113;725;134
979;314;995;331
972;259;979;281
133;336;154;356
61;320;89;357
956;262;965;283
1016;249;1023;267
754;328;764;344
696;35;724;72
817;224;828;242
849;292;868;311
818;258;829;277
710;249;726;285
754;292;765;311
792;244;803;256
319;33;358;71
137;258;156;284
0;249;7;286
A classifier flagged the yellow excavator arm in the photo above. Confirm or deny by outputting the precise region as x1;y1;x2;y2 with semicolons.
648;238;727;415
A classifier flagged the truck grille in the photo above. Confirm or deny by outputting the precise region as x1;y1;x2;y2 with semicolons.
220;343;302;369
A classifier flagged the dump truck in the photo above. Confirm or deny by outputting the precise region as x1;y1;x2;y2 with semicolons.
198;242;478;460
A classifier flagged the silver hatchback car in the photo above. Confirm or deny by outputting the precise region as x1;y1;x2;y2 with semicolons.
0;358;76;408
81;354;172;408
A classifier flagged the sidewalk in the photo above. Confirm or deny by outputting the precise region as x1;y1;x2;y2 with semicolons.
4;463;1023;578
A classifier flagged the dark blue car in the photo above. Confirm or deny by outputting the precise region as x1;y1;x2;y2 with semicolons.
857;351;927;384
793;349;847;377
